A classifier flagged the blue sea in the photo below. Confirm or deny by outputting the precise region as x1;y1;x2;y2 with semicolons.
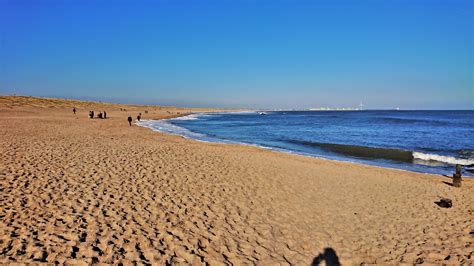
138;110;474;176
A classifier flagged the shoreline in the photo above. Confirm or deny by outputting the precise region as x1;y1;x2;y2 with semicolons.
137;113;473;178
1;96;473;264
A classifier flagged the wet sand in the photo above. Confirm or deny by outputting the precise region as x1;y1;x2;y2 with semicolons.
1;96;473;264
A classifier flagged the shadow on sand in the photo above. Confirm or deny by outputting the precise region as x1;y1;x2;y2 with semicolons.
442;181;453;187
312;247;341;266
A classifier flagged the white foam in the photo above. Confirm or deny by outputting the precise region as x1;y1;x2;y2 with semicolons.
136;119;207;140
173;114;202;120
223;110;257;114
137;115;267;148
413;152;474;166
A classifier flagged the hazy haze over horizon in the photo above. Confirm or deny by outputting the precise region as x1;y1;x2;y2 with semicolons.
0;0;472;109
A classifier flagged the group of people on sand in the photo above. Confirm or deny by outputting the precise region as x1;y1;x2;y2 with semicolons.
88;110;107;119
74;107;145;126
127;113;142;126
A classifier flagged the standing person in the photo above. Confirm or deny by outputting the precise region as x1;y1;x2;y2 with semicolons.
137;114;141;122
73;107;76;115
91;111;94;119
103;111;107;119
128;116;132;126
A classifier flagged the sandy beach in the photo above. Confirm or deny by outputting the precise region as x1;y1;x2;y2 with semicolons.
0;96;473;265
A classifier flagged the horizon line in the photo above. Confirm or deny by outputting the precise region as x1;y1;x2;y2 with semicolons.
1;94;473;111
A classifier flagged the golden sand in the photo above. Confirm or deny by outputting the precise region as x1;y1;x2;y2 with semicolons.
1;96;473;264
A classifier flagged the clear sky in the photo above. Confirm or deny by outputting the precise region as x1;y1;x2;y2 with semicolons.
0;0;472;109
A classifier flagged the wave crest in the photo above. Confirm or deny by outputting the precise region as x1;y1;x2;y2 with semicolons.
286;140;414;163
413;152;474;166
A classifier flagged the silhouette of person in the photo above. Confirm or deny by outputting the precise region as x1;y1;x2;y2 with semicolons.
98;112;103;119
103;111;107;119
91;111;94;119
312;248;341;266
73;107;76;115
137;114;141;122
128;116;132;126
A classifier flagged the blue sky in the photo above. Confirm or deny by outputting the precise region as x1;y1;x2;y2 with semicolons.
0;0;472;109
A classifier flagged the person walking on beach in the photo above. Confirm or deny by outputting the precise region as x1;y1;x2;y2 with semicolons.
128;115;132;126
73;107;76;115
103;111;107;119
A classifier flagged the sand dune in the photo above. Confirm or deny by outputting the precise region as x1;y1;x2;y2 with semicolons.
0;96;472;264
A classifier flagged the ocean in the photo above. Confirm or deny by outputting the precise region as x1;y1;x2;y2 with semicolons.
138;110;474;176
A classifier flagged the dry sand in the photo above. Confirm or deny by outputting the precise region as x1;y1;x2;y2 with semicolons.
0;96;473;265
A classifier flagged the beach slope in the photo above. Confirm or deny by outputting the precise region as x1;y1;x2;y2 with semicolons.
1;96;472;264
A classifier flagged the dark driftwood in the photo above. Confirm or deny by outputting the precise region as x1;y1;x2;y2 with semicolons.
453;164;462;188
436;198;452;208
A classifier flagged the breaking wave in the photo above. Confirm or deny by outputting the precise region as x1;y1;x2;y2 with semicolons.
287;140;474;166
413;152;474;166
286;140;414;162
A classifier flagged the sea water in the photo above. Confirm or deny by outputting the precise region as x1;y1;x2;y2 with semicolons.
138;110;474;176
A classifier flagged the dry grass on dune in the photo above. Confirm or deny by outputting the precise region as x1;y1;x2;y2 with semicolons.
0;96;473;265
0;95;206;112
